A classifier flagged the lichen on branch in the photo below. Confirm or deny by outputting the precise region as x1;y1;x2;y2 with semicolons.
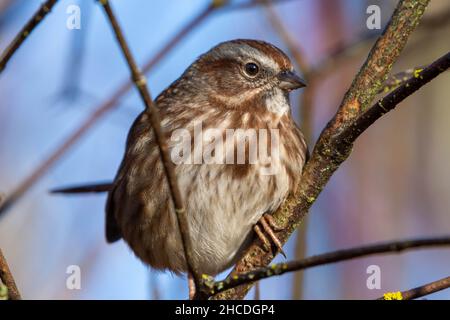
214;0;432;300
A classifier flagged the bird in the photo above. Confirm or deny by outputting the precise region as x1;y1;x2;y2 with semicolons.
53;39;308;298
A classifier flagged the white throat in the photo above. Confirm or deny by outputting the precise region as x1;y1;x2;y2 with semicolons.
265;88;289;116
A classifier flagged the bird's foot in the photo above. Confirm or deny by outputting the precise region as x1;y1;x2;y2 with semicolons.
254;214;286;258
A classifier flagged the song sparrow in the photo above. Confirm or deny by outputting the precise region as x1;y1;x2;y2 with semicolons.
106;39;308;284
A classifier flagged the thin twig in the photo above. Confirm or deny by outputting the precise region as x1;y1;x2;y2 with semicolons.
50;0;309;197
262;0;308;73
150;273;161;300
225;0;299;11
203;236;450;296
253;282;260;300
378;66;426;94
51;49;450;301
0;0;59;73
379;276;450;300
0;2;217;217
58;0;92;103
214;0;431;300
420;7;450;30
0;0;286;217
98;0;201;297
336;51;450;150
262;0;311;300
0;249;21;300
306;6;450;81
309;32;379;79
50;182;111;194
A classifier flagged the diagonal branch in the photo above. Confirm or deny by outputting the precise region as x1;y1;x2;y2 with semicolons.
0;0;290;218
262;0;309;74
378;66;426;94
48;1;311;197
214;0;431;300
50;182;111;194
380;276;450;300
335;51;449;151
225;0;299;11
97;0;201;293
0;2;217;217
201;236;450;296
0;0;60;73
0;248;21;300
49;52;450;196
262;0;311;300
308;6;450;82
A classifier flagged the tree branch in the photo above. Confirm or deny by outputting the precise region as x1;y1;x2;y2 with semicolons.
0;0;291;217
50;182;111;194
336;51;449;151
213;0;431;300
98;0;201;295
309;5;450;81
0;248;21;300
0;2;217;217
201;236;450;296
47;3;449;302
49;1;310;197
0;0;59;73
378;66;426;94
262;0;312;300
262;0;309;74
380;276;450;300
224;0;299;11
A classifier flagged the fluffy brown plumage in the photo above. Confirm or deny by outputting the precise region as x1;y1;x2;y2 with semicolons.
106;39;308;276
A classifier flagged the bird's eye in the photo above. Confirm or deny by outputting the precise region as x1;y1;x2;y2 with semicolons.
244;62;260;77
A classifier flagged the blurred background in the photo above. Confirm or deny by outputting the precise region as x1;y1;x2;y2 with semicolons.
0;0;449;299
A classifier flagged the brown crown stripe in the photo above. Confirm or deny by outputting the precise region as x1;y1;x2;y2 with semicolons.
231;39;292;70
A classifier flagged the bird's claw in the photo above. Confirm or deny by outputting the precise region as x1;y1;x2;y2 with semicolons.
254;215;286;258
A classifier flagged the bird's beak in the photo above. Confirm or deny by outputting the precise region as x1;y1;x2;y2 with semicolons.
277;71;307;91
